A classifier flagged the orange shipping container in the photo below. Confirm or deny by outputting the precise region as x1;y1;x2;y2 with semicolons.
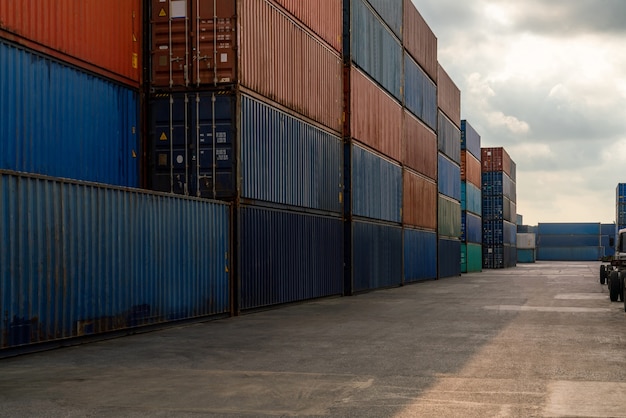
403;0;437;83
481;147;513;177
351;67;403;162
461;151;481;188
403;110;437;180
437;64;461;128
403;170;437;230
0;0;141;87
273;0;342;52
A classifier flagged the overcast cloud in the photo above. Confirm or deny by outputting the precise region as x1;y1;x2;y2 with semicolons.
413;0;626;225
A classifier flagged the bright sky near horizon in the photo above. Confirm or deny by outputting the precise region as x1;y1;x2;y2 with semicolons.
413;0;626;226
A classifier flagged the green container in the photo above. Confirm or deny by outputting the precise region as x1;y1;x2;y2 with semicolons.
438;195;461;238
462;243;483;273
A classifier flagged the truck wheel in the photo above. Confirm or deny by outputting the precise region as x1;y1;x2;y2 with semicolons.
609;272;620;302
600;265;606;284
619;272;625;302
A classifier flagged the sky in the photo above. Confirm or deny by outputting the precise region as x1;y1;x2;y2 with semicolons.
413;0;626;226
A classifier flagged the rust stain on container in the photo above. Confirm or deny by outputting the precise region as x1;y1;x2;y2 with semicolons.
403;110;437;181
403;0;437;83
437;63;461;128
461;150;481;188
403;170;437;230
273;0;342;52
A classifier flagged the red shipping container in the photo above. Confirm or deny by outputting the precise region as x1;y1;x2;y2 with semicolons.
350;67;403;162
403;110;437;180
437;64;461;128
273;0;342;52
481;147;513;177
403;170;437;230
0;0;141;87
461;151;481;188
403;0;437;83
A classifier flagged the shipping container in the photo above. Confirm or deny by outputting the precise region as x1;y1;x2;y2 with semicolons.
438;154;461;201
438;195;461;238
536;247;603;262
352;144;402;223
438;111;461;164
461;182;482;216
352;220;403;292
617;203;626;229
0;0;141;87
350;0;403;101
461;151;481;188
517;233;536;249
404;52;437;131
404;228;437;282
617;183;626;204
537;223;601;235
403;170;437;230
403;110;437;180
274;0;342;52
483;220;517;246
517;248;536;263
601;235;616;258
461;120;481;160
482;172;516;202
439;238;461;278
239;205;343;310
437;64;461;128
482;195;516;223
517;214;523;226
402;0;437;83
351;67;403;162
538;235;601;247
0;170;230;350
461;243;483;273
481;147;514;178
483;244;516;269
462;211;482;244
602;223;617;237
1;40;139;187
365;0;402;40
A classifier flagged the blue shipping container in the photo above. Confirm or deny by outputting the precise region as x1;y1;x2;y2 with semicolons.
404;52;437;131
617;204;626;228
537;247;603;261
351;0;402;101
461;120;481;160
462;211;482;244
538;235;601;247
365;0;402;40
461;182;482;216
438;111;461;164
484;220;516;245
1;40;139;187
438;238;461;278
517;248;536;263
352;144;402;223
537;223;601;235
602;223;617;237
617;183;626;204
239;205;343;310
353;220;403;292
0;170;230;350
404;228;437;282
438;153;461;201
482;171;516;201
483;244;516;269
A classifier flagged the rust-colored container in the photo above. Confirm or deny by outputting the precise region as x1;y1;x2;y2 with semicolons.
437;64;461;128
403;170;437;230
461;150;481;188
273;0;342;52
403;110;437;180
240;0;343;133
481;147;513;177
351;67;403;162
0;0;141;87
403;0;437;83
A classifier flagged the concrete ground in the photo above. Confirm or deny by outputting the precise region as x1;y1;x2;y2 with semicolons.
1;261;626;417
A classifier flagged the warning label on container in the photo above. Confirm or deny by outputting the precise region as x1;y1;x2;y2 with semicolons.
160;132;168;141
159;8;167;17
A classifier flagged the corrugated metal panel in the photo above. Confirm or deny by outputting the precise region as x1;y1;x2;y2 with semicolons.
461;243;483;273
602;235;615;257
350;0;402;101
483;195;516;223
461;120;481;160
537;223;601;235
439;238;461;278
438;111;461;164
517;233;536;249
351;68;403;162
602;223;617;237
483;244;516;269
484;220;517;245
461;182;482;216
352;145;402;223
240;0;343;133
353;220;403;292
1;41;139;187
239;205;343;310
404;52;437;131
617;184;626;203
538;235;600;247
438;154;461;201
438;195;461;238
403;170;437;230
462;211;482;244
617;204;626;228
536;247;603;261
404;228;437;282
481;147;514;179
461;151;481;189
437;64;461;128
403;110;437;180
402;0;437;83
0;171;230;350
274;0;342;52
482;172;516;202
365;0;402;40
0;0;141;87
517;248;536;263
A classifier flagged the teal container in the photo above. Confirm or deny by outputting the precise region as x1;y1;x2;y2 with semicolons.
517;248;536;263
462;243;483;273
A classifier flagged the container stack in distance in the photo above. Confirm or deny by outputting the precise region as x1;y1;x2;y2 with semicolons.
617;184;626;232
536;223;608;261
517;233;537;263
460;121;482;273
481;147;517;268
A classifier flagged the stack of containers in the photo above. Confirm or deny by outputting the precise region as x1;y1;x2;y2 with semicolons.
482;147;517;268
536;223;603;261
402;0;438;283
437;65;462;278
617;184;626;231
517;233;537;263
0;1;142;186
147;0;345;310
460;121;482;273
344;0;404;293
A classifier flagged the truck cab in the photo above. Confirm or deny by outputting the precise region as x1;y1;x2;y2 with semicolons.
601;228;626;302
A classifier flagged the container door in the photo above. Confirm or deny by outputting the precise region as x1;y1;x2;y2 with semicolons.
151;0;191;87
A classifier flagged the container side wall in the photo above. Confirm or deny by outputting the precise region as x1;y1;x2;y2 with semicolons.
461;151;481;189
438;111;461;164
404;53;437;131
365;0;403;40
537;223;601;235
274;0;343;52
536;247;603;261
403;110;437;180
461;182;482;216
437;64;461;128
402;0;437;82
438;154;461;201
517;248;536;263
466;242;483;272
403;170;437;230
404;228;437;282
538;235;601;247
353;221;403;292
462;211;482;244
438;195;461;238
461;120;481;160
438;238;461;278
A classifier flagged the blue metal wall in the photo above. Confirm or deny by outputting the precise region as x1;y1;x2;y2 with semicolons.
404;228;437;282
438;238;461;278
537;223;601;235
438;154;461;201
482;172;516;201
238;206;343;310
538;235;601;247
484;220;517;245
0;171;230;350
461;182;482;216
461;120;481;160
537;247;603;261
365;0;403;40
1;40;139;187
483;244;516;268
462;211;482;244
353;221;403;292
352;145;402;223
517;248;536;263
404;52;437;131
438;112;461;164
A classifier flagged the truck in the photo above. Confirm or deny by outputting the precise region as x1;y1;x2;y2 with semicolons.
600;228;626;305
